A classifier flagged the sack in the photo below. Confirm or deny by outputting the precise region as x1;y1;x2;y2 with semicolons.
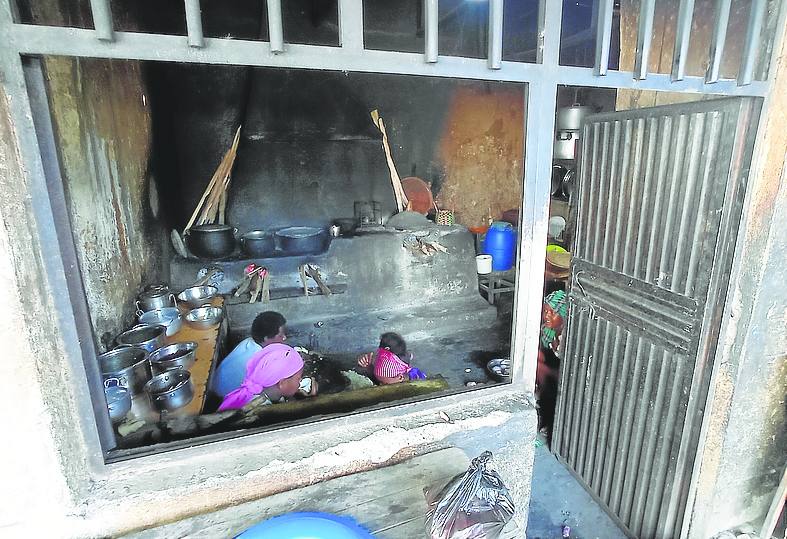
425;451;515;539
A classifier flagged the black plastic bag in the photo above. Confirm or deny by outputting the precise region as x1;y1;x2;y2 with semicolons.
425;451;515;539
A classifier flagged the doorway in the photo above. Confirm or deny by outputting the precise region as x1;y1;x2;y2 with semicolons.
552;96;761;538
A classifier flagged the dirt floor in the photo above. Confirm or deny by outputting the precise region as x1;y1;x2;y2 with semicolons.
527;443;627;539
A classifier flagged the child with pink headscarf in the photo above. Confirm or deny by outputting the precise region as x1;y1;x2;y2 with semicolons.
357;332;426;384
218;343;316;411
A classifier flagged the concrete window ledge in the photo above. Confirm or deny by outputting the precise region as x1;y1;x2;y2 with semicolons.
62;388;536;537
124;447;523;538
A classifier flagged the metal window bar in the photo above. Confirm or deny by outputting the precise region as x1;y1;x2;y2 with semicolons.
488;0;504;69
425;0;438;63
594;0;615;76
339;0;364;51
88;0;114;42
634;0;656;80
738;0;767;86
267;0;284;53
184;0;204;49
671;0;696;81
705;0;732;83
1;23;770;97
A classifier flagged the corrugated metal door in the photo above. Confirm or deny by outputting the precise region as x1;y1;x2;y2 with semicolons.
552;97;760;539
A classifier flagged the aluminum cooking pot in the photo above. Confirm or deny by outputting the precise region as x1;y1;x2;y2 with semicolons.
275;226;329;255
98;346;151;395
186;224;237;259
104;378;132;424
240;230;275;258
145;370;194;412
148;342;198;374
136;286;176;312
138;307;182;337
554;130;580;161
115;324;167;354
556;104;592;131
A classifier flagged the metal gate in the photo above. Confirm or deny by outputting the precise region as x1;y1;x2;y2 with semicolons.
553;97;761;538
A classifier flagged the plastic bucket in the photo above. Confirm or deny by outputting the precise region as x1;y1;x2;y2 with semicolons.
476;254;493;274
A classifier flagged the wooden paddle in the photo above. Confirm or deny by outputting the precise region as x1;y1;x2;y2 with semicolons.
370;110;409;212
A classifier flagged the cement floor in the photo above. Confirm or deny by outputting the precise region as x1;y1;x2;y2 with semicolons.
527;444;627;539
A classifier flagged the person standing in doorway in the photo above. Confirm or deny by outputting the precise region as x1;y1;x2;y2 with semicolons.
211;311;288;398
537;290;568;443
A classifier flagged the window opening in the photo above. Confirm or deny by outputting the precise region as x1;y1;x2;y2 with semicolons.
32;52;526;454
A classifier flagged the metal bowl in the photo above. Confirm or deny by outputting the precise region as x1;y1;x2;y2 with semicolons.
115;324;167;354
486;358;512;382
177;285;218;309
148;341;198;374
144;370;194;412
185;306;224;330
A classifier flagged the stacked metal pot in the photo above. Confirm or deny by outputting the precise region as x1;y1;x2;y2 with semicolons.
97;281;225;424
554;104;591;161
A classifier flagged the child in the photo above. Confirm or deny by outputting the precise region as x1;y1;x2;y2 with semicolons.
357;332;426;384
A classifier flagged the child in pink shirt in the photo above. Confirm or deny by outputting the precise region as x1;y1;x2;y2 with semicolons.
357;332;425;384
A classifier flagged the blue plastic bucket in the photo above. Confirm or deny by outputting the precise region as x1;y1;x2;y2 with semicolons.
482;221;516;271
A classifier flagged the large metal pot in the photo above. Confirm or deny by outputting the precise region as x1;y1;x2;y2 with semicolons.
148;342;198;374
240;230;275;257
136;286;176;312
145;370;194;412
275;226;329;255
103;378;132;423
553;129;580;161
186;224;237;259
115;324;167;354
556;104;592;131
98;346;151;395
138;307;182;337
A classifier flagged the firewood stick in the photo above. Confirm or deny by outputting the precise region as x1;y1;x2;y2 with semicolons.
191;126;242;227
185;173;220;231
218;190;227;225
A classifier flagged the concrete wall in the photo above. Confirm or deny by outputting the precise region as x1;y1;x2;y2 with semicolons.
146;64;526;232
43;57;168;349
686;16;787;538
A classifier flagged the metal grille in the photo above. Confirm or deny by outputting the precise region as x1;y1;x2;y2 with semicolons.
553;97;760;538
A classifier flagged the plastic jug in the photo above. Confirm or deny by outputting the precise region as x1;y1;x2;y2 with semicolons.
483;221;516;271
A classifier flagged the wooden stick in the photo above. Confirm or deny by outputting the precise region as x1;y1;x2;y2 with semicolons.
370;110;409;212
185;172;220;232
188;126;242;229
218;190;227;225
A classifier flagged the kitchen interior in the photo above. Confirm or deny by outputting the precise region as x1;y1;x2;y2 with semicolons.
23;0;690;453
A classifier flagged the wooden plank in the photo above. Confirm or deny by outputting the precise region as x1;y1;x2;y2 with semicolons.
166;296;225;416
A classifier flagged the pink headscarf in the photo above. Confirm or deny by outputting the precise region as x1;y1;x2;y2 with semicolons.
218;343;304;411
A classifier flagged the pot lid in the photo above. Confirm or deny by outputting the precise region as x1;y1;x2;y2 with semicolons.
117;324;166;343
139;288;170;300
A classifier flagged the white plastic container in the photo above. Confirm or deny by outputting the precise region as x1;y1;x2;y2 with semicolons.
476;254;493;275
